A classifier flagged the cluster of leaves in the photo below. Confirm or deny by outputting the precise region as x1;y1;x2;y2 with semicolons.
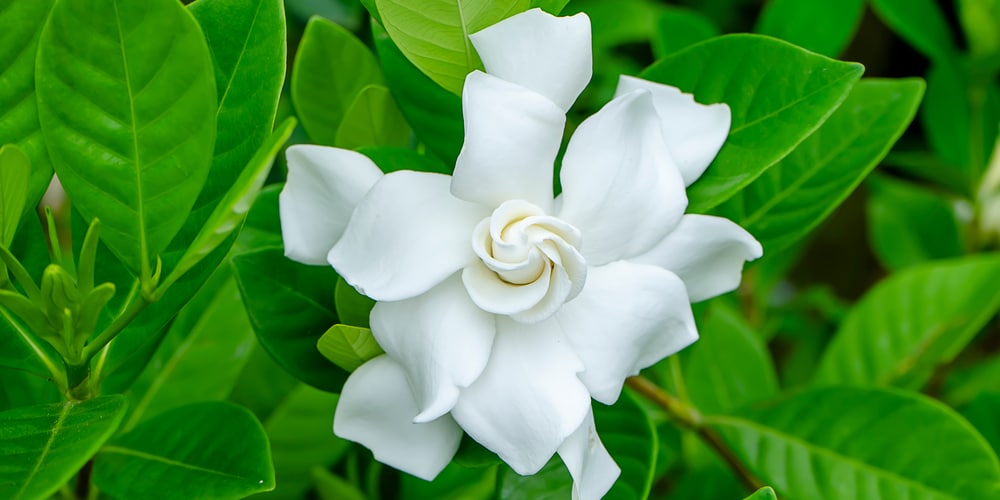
1;0;998;499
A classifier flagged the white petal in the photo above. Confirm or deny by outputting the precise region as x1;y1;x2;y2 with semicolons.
631;214;763;302
328;171;490;302
558;409;621;500
452;71;564;209
558;90;687;266
333;356;462;481
279;145;383;265
470;8;592;112
370;274;496;423
615;76;731;186
557;261;697;404
451;316;590;474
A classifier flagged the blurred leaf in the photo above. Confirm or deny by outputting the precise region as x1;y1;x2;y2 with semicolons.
716;78;925;254
641;34;864;213
292;16;382;146
0;0;55;207
870;0;959;61
317;324;384;372
400;462;497;500
755;0;865;57
227;343;300;422
814;255;1000;389
94;401;275;499
961;392;1000;454
335;85;410;150
36;0;217;278
374;0;531;95
313;467;367;500
232;247;348;392
0;145;30;246
334;277;376;328
959;0;1000;59
0;395;126;500
651;7;719;58
373;25;464;166
883;148;971;196
234;185;283;255
499;455;572;499
710;386;1000;499
866;176;965;270
945;355;1000;407
683;303;779;414
359;146;452;175
744;486;778;500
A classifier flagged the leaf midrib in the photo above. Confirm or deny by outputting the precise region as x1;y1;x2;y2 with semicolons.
15;401;74;498
731;65;862;135
100;445;252;481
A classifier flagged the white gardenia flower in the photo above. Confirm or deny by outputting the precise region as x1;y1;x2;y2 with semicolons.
279;8;761;499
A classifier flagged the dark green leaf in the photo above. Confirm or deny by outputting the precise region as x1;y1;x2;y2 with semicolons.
227;344;299;423
232;247;348;392
36;0;217;279
640;34;864;213
317;324;384;372
234;184;283;255
0;144;30;246
334;277;375;328
335;85;410;150
814;255;1000;389
959;0;1000;58
0;395;126;500
358;146;452;175
94;401;275;499
709;386;1000;499
651;7;719;58
870;0;958;61
400;462;497;500
313;467;367;500
715;78;925;254
755;0;865;57
962;392;1000;455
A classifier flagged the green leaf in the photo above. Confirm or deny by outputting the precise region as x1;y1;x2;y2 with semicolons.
36;0;217;279
866;176;965;271
0;395;126;500
755;0;865;57
317;324;384;372
359;146;452;175
683;303;778;415
0;0;55;208
870;0;958;61
0;307;63;387
709;386;1000;499
0;144;30;246
715;78;925;254
640;34;864;213
651;7;719;58
373;25;464;166
335;84;410;150
292;16;382;146
234;184;283;255
744;486;778;500
227;344;299;422
184;0;287;235
814;255;1000;389
959;0;1000;59
375;0;531;95
334;277;376;328
400;462;497;500
123;275;254;432
94;401;275;499
232;247;348;392
313;468;367;500
962;392;1000;455
261;385;349;499
531;0;570;15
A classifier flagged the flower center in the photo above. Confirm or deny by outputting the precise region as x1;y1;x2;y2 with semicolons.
463;199;587;323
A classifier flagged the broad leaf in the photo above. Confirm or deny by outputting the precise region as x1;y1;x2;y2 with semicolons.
400;462;497;500
0;395;126;500
814;255;1000;389
317;324;384;372
709;386;1000;499
0;0;55;207
313;468;367;500
870;0;958;61
36;0;217;279
0;145;30;246
94;401;275;499
651;7;719;58
715;78;925;254
334;277;376;328
232;247;348;392
335;84;410;150
755;0;865;57
962;392;1000;454
292;16;382;146
0;307;63;391
375;0;531;95
640;34;864;213
359;146;452;175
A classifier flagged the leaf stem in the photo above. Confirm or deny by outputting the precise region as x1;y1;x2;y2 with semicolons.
626;376;764;492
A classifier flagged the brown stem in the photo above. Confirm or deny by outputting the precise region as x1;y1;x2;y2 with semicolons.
626;376;765;493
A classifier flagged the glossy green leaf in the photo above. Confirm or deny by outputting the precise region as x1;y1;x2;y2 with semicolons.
400;462;497;500
715;78;925;254
36;0;217;279
683;303;778;414
709;386;1000;499
640;34;864;213
814;255;1000;389
184;0;287;234
870;0;958;61
0;0;55;207
359;146;452;175
0;307;63;389
335;84;410;150
262;385;349;499
744;486;778;500
373;25;464;166
866;176;964;271
0;145;30;246
94;401;274;499
651;7;719;58
234;184;283;255
313;468;367;500
232;247;348;392
317;324;384;372
755;0;864;57
334;277;375;328
292;16;382;146
531;0;570;15
122;275;254;432
0;395;126;500
375;0;530;95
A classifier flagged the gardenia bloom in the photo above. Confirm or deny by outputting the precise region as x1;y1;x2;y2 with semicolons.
279;8;761;499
